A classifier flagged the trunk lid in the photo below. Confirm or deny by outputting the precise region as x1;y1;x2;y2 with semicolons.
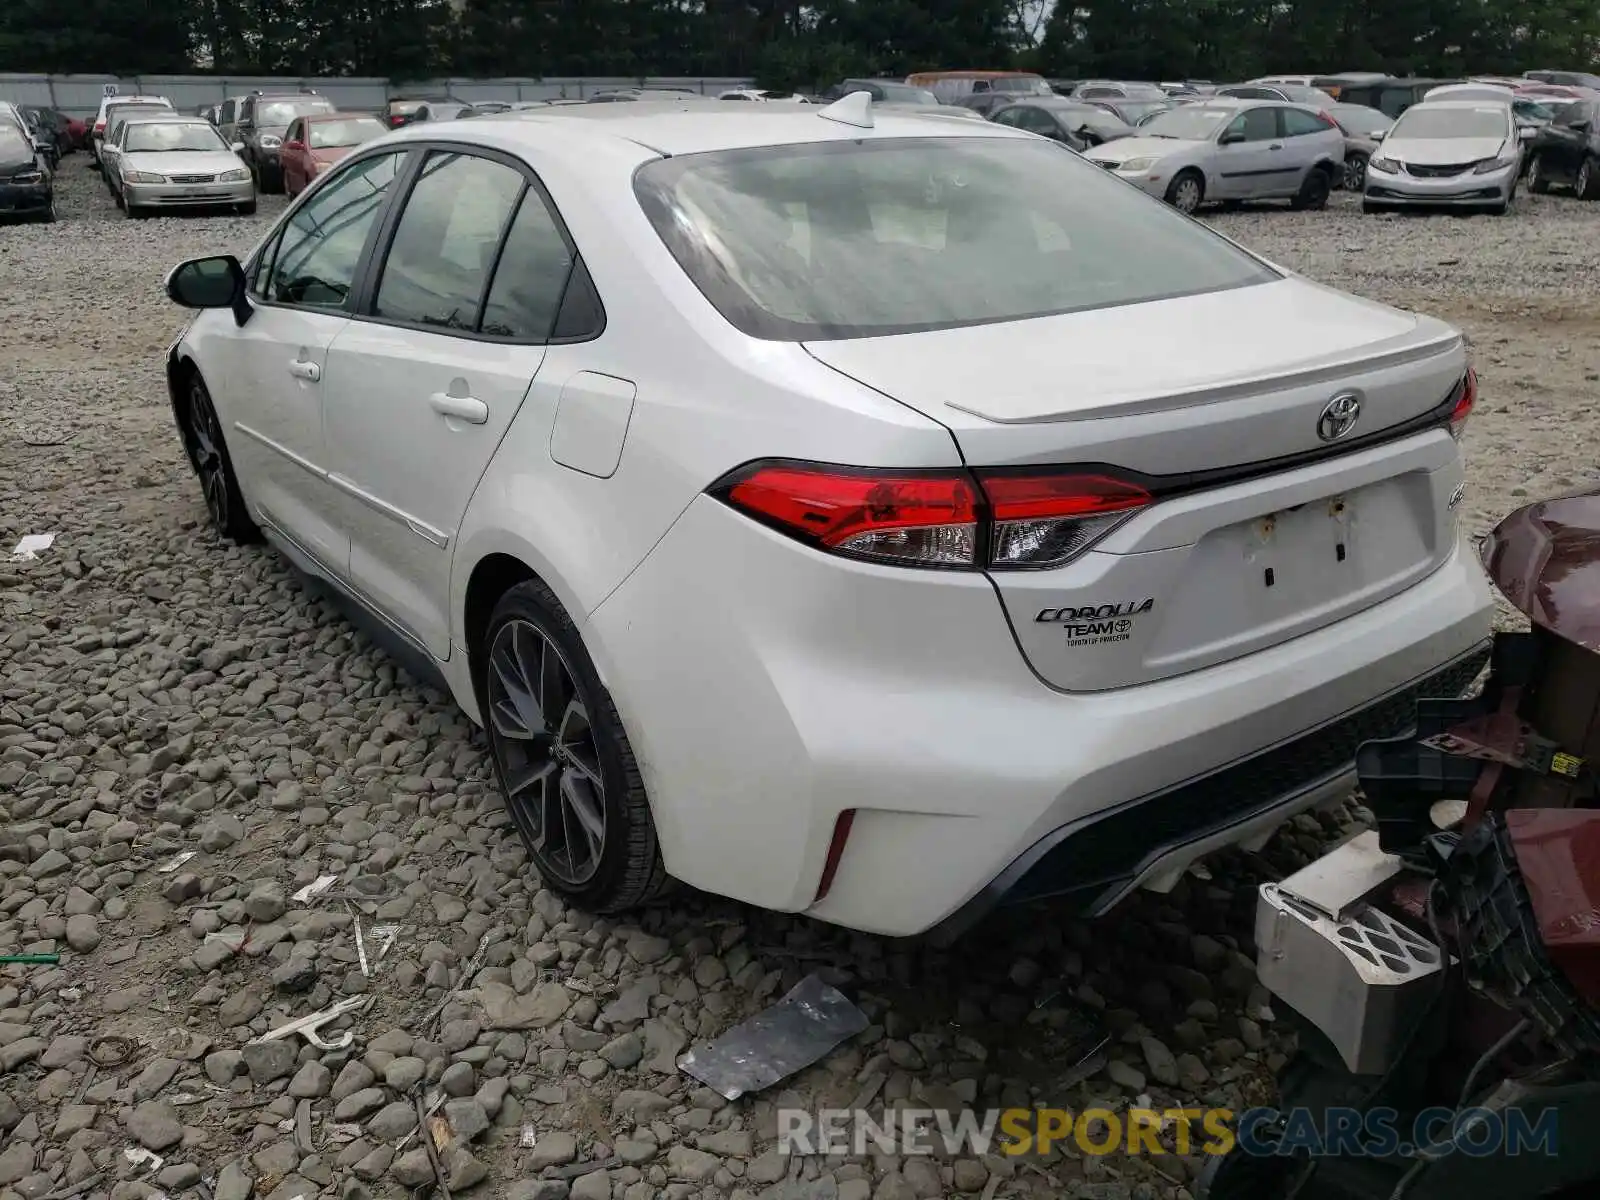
804;276;1468;691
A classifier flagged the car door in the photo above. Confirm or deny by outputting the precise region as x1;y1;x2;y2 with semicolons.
207;149;410;576
1277;105;1336;194
1548;102;1595;179
321;147;571;657
1212;105;1285;198
282;119;306;192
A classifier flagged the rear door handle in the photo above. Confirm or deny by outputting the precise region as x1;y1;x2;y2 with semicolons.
430;392;488;424
288;359;321;382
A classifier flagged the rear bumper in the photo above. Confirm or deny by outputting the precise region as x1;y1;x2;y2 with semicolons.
585;490;1495;938
124;179;254;208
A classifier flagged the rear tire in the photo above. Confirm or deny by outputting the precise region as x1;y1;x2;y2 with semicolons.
1290;167;1332;211
1527;154;1550;194
1579;157;1600;200
237;201;257;216
1165;169;1204;214
477;579;670;915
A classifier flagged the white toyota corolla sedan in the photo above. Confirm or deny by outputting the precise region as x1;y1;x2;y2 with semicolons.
162;96;1493;939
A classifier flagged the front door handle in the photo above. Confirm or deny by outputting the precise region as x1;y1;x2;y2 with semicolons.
429;392;488;424
288;359;321;382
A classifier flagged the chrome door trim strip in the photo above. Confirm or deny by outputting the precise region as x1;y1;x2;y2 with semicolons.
326;472;451;549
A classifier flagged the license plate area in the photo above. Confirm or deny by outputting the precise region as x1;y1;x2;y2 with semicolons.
1143;474;1438;670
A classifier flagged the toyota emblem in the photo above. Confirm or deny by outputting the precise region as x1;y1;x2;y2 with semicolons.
1317;392;1362;443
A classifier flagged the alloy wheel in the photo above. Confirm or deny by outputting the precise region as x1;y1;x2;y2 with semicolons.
485;619;607;886
186;377;230;530
1580;160;1592;197
1173;176;1201;213
1345;155;1367;191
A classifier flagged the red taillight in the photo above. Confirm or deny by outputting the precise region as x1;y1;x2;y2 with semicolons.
1315;109;1339;128
1449;367;1477;439
715;462;1150;570
93;121;105;133
724;464;979;568
389;115;405;126
978;471;1152;569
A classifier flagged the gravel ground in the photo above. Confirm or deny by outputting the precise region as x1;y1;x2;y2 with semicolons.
1;163;1598;1200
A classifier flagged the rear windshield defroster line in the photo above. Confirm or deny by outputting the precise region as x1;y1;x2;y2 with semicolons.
633;136;1279;342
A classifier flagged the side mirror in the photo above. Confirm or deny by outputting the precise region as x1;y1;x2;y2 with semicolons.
1571;120;1591;132
1219;130;1245;145
165;255;252;327
231;141;246;153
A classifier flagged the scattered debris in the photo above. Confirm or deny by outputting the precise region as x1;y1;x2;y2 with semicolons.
370;924;402;971
348;902;370;976
0;952;60;965
157;850;197;873
124;1146;164;1173
9;532;57;561
89;1035;135;1067
290;874;339;902
677;972;869;1100
417;1092;455;1200
252;993;372;1051
519;1125;539;1149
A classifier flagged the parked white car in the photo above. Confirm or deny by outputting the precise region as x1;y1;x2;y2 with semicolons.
1363;100;1521;214
160;98;1492;938
107;116;254;218
91;94;172;163
1085;99;1345;212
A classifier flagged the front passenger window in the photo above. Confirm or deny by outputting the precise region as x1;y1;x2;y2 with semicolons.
265;151;403;309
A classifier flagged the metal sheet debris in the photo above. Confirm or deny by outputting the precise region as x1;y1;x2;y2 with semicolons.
519;1125;539;1149
157;850;197;873
9;533;57;561
291;875;339;902
676;972;869;1100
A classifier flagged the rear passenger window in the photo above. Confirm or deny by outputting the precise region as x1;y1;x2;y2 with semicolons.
479;190;576;339
373;151;523;331
1281;108;1329;136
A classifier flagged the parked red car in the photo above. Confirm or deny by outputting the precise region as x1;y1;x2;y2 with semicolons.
64;115;87;149
280;112;389;197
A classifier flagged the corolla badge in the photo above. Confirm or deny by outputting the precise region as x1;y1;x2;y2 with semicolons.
1317;392;1362;443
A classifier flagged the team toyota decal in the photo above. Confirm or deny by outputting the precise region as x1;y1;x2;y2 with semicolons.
1035;599;1156;647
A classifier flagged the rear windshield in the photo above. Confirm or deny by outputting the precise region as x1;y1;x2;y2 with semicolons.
258;99;334;126
993;77;1052;94
1330;104;1391;135
308;117;387;148
634;137;1276;342
1392;106;1510;139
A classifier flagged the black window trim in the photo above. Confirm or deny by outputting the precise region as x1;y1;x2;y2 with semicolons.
246;146;416;316
348;138;605;347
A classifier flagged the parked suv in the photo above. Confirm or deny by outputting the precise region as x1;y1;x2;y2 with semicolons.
1525;98;1600;197
234;91;336;192
91;94;172;165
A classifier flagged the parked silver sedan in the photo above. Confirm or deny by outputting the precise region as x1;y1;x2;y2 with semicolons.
1362;101;1520;215
1084;99;1345;213
109;117;255;218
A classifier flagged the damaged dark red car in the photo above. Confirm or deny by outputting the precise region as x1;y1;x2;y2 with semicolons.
1201;489;1600;1200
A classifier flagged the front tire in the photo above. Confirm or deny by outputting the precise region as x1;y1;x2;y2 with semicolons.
479;579;669;914
178;367;259;543
1165;169;1204;214
1290;167;1332;211
1343;153;1368;191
